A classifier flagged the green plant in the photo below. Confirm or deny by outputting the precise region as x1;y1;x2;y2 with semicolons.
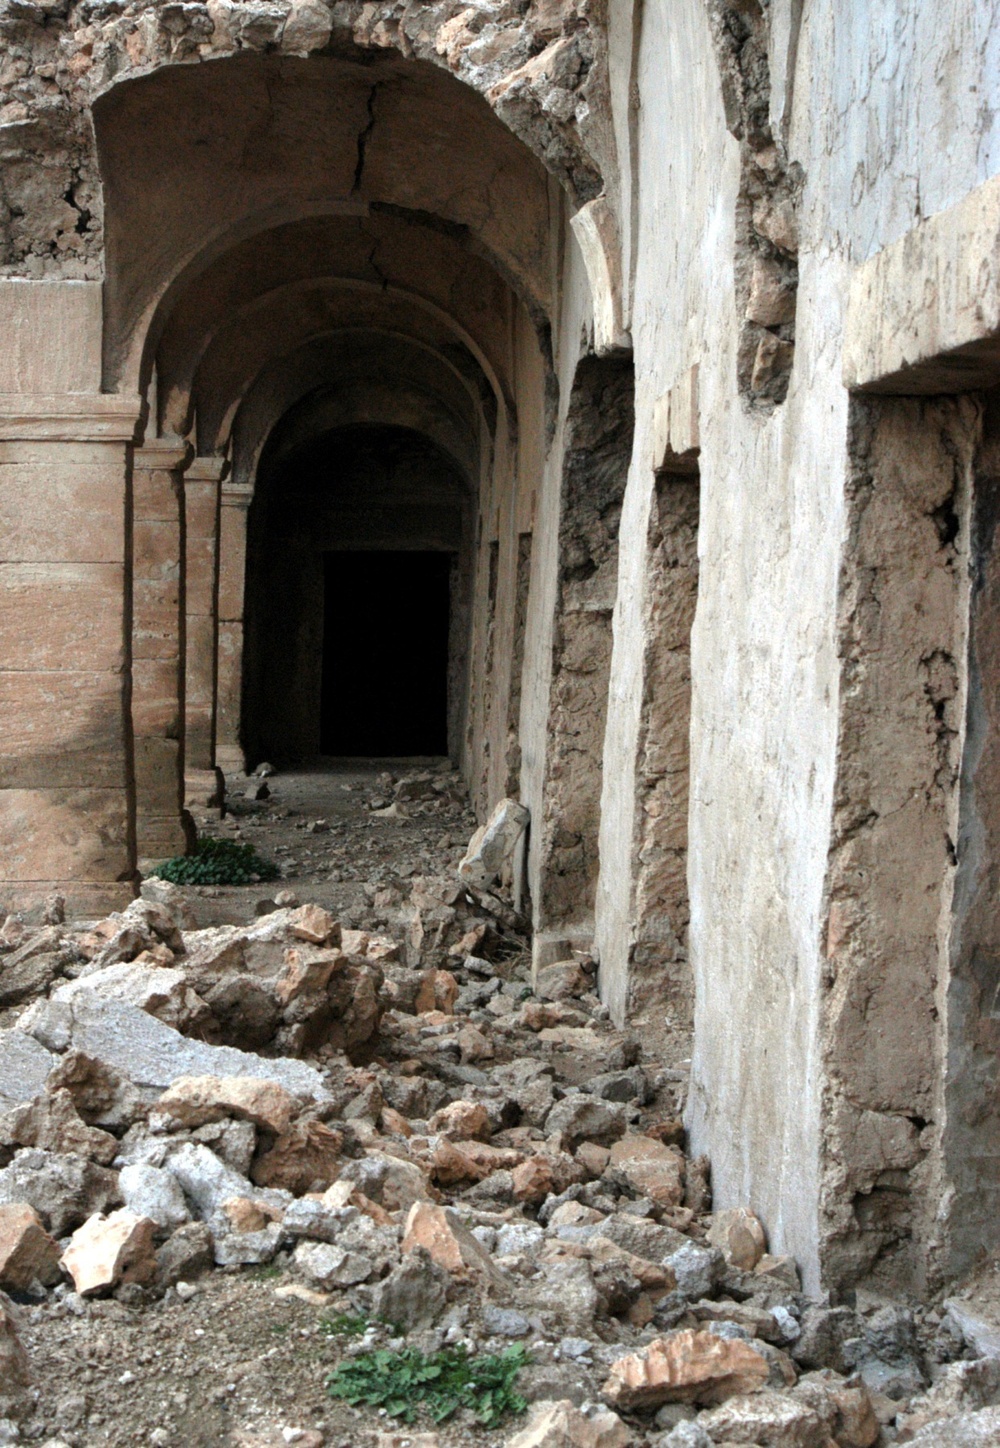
327;1343;528;1428
148;835;279;886
320;1312;369;1337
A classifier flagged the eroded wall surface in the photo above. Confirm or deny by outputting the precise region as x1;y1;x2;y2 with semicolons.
5;0;1000;1300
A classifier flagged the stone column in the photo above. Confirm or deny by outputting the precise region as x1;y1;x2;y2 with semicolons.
184;456;227;770
132;436;194;862
215;481;253;773
0;394;142;917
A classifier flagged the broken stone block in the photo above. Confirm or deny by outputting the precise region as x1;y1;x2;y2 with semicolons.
339;1150;431;1212
402;1201;507;1285
904;1406;1000;1445
707;1207;767;1270
0;1031;54;1110
157;1074;298;1134
45;1049;142;1131
0;949;61;1009
214;1222;286;1267
0;1087;118;1164
0;1204;61;1291
458;798;529;888
60;1209;158;1296
791;1370;879;1448
191;1117;257;1175
250;1120;343;1194
22;993;330;1099
372;1248;450;1329
118;1163;191;1232
513;1153;583;1205
415;968;459;1015
166;1141;258;1217
431;1138;521;1186
288;904;341;946
275;947;340;1006
535;961;590;1002
607;1136;685;1207
506;1399;632;1448
155;1222;214;1287
327;961;383;1054
458;1023;494;1062
546;1095;628;1148
698;1390;829;1446
281;1198;348;1242
293;1239;375;1288
52;961;210;1035
601;1330;770;1409
427;1099;491;1140
0;1149;120;1235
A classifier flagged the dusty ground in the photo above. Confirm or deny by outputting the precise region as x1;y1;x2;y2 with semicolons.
5;763;997;1448
6;762;685;1447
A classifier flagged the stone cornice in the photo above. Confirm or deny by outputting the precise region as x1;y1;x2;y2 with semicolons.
134;434;192;471
184;455;230;485
221;481;254;508
0;393;142;442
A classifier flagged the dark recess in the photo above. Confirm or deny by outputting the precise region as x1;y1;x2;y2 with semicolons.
321;550;451;756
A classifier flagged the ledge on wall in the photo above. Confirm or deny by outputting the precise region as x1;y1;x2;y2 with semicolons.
844;173;1000;395
570;196;631;358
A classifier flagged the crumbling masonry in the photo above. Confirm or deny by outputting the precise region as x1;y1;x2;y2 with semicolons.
3;0;1000;1308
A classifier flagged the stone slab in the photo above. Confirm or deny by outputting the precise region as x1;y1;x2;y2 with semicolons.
18;993;330;1101
0;1029;54;1108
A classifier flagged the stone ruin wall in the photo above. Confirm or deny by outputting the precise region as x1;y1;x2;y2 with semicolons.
3;0;1000;1306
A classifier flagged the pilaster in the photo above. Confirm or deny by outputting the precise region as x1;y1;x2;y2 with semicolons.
216;480;253;773
184;455;227;770
0;393;142;916
133;436;194;861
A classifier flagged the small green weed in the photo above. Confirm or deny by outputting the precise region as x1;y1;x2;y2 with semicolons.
327;1343;528;1428
251;1263;282;1281
148;835;279;887
320;1312;369;1337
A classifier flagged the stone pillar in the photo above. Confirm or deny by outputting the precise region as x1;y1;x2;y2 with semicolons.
0;394;142;916
132;436;194;862
184;456;226;769
215;481;253;773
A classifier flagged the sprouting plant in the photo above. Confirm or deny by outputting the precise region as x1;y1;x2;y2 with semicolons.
320;1312;369;1337
327;1342;528;1428
148;834;279;886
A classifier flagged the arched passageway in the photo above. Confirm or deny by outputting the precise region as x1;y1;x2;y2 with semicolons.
242;422;472;766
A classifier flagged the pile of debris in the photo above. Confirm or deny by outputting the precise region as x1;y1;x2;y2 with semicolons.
0;810;996;1445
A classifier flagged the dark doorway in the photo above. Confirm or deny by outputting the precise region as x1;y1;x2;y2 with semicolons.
321;551;451;756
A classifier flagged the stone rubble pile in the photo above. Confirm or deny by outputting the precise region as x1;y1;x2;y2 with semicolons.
0;805;996;1443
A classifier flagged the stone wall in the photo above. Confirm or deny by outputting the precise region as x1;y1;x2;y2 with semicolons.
5;0;1000;1302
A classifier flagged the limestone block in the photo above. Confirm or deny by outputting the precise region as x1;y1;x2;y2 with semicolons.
0;1204;61;1290
707;1207;767;1271
698;1390;829;1447
0;562;125;671
338;1150;430;1212
0;1087;118;1164
403;1202;507;1284
17;992;331;1099
601;1331;769;1409
458;798;529;888
0;281;101;393
53;962;208;1034
60;1209;158;1295
118;1163;191;1232
250;1120;344;1193
157;1075;298;1134
0;446;126;563
607;1136;686;1206
506;1399;632;1447
0;1031;53;1109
